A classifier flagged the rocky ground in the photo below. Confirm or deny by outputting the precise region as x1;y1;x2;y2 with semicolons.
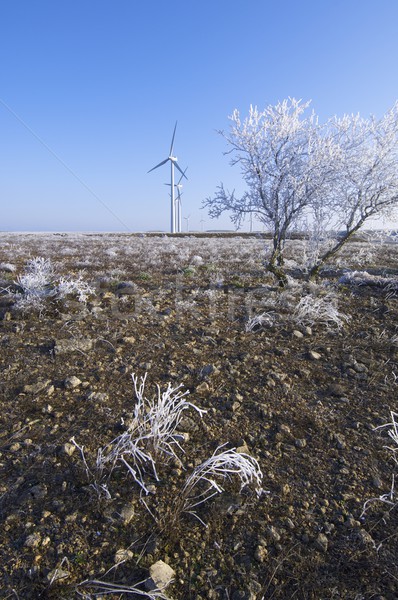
1;232;398;599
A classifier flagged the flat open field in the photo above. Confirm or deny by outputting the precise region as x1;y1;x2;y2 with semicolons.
1;232;398;599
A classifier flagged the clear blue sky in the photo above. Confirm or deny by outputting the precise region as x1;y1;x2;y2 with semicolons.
1;0;398;232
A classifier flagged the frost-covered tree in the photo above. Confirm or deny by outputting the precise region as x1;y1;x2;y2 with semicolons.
309;103;398;278
203;99;337;283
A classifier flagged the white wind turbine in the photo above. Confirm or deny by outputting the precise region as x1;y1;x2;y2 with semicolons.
165;167;188;233
148;122;188;233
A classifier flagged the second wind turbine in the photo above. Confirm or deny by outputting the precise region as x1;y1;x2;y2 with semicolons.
148;122;188;233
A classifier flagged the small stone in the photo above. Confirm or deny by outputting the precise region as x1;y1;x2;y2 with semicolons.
356;529;375;546
122;336;136;344
114;548;134;563
333;433;346;450
119;503;135;524
62;442;76;456
236;442;250;454
292;330;304;339
47;568;70;583
87;391;109;403
254;544;268;563
314;533;328;552
55;338;93;354
196;381;209;394
277;424;291;435
146;560;175;591
308;350;321;361
295;438;307;448
64;376;82;389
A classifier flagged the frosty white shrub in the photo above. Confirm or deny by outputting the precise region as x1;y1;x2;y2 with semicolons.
12;257;95;312
171;446;264;526
245;312;275;332
57;275;96;303
74;374;206;496
16;256;55;295
293;293;350;329
126;373;206;464
13;256;57;312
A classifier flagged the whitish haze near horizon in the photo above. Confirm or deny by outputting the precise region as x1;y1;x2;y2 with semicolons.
1;0;398;232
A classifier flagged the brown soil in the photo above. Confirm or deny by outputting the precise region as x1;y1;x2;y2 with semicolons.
1;233;398;599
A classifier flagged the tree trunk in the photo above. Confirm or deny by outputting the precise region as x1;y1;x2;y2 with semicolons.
267;246;288;286
308;220;365;280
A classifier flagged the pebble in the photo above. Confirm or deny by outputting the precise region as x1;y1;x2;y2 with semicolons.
64;376;82;389
114;548;134;563
308;350;321;361
146;560;175;591
196;381;210;394
55;338;93;354
333;433;346;450
314;533;328;552
278;424;291;435
254;544;268;563
46;568;70;583
293;330;304;338
87;391;109;403
356;529;375;546
119;503;135;524
295;438;307;448
62;442;76;456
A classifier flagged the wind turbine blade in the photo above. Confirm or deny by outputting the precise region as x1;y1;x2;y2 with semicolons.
177;167;188;185
175;162;188;179
169;121;177;156
148;158;169;173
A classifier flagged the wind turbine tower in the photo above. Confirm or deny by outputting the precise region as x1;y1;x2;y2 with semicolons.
148;122;187;233
166;167;187;233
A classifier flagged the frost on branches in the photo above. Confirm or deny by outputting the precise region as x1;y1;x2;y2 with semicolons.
203;99;338;283
205;99;398;283
309;103;398;277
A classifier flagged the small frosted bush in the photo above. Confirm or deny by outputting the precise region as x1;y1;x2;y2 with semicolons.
57;274;95;303
12;257;95;312
245;312;275;332
16;256;55;295
73;374;206;496
171;446;264;526
293;293;350;329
